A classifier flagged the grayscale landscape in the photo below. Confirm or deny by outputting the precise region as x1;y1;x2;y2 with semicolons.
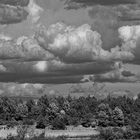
0;0;140;140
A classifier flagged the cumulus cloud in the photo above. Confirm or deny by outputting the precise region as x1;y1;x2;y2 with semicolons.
0;37;54;61
0;4;28;25
27;0;43;23
119;25;140;64
18;37;54;60
35;22;133;63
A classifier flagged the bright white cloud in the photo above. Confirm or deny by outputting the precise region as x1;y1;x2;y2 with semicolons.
28;0;43;23
34;61;48;72
0;34;12;41
118;25;140;63
35;22;133;63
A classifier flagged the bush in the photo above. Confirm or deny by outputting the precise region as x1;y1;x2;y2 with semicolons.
51;117;66;130
5;135;19;140
22;119;34;126
6;120;19;129
5;134;67;140
36;120;46;129
99;127;114;140
98;127;137;140
67;116;81;126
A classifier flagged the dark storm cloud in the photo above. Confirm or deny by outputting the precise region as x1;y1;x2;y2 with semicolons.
0;4;28;25
0;60;118;83
16;75;85;84
0;73;85;84
88;5;140;50
2;60;117;76
60;0;140;52
117;4;140;22
92;71;139;83
121;70;135;77
0;0;30;7
88;6;120;50
64;0;137;9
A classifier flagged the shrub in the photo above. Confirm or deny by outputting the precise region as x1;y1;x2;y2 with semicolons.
99;127;114;140
22;119;34;126
36;119;46;129
67;116;80;126
51;117;66;130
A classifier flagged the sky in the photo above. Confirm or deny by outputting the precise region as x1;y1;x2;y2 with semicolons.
0;0;140;94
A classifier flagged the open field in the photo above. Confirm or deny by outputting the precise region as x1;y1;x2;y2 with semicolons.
0;126;99;139
45;126;99;138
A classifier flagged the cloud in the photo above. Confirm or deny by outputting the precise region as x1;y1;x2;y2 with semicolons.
88;6;120;50
0;0;30;7
0;82;44;96
118;25;140;64
121;70;135;77
118;5;140;21
0;37;54;61
33;60;118;76
0;33;12;40
35;22;133;63
18;37;55;61
27;0;43;23
34;61;48;72
0;59;119;83
0;4;28;25
16;75;86;84
88;5;140;51
64;0;137;9
2;60;117;76
0;64;7;72
91;68;139;83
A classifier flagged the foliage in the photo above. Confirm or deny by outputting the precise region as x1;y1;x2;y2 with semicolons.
1;91;140;139
97;103;112;127
112;107;124;126
51;116;66;130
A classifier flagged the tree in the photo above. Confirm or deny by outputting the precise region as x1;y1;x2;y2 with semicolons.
98;111;109;127
15;103;28;120
37;95;50;116
85;95;97;114
26;99;35;113
36;115;48;129
97;103;112;127
112;107;124;126
0;97;17;121
38;95;49;107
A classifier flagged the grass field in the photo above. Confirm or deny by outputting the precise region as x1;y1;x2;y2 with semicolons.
0;125;99;139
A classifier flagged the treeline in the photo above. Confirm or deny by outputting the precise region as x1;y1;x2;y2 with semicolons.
0;93;140;139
